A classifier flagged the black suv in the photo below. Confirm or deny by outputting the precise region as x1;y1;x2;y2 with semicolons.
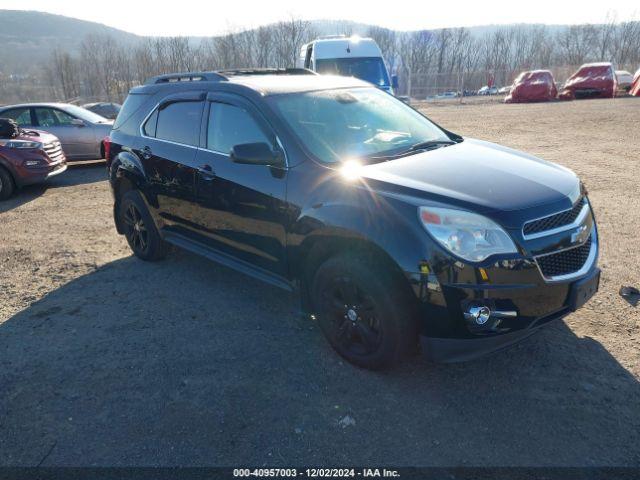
108;69;599;369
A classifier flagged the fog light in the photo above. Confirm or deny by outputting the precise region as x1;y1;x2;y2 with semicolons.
464;305;491;325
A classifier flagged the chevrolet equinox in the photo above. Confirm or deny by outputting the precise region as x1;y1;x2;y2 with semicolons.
107;69;600;369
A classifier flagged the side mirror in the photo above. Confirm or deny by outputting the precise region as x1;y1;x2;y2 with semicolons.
392;75;399;90
71;118;85;127
230;142;282;166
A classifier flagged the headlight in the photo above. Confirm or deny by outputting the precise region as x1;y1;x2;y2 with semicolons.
0;140;43;149
418;206;518;262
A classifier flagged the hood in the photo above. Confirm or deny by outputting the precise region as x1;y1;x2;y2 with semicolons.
359;138;580;220
17;129;60;144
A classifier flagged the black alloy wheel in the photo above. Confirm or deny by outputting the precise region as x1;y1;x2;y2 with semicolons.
312;253;418;370
119;190;168;261
123;203;149;255
320;275;384;357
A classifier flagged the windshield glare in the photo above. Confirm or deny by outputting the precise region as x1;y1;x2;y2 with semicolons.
269;88;451;164
315;57;390;87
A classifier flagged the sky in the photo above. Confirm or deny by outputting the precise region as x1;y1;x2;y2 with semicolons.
0;0;637;36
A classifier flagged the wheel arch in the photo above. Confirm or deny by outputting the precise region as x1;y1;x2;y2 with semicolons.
0;157;16;181
0;160;17;195
294;229;417;314
110;151;148;234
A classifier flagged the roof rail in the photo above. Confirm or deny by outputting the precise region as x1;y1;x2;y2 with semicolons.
145;72;227;85
215;68;317;77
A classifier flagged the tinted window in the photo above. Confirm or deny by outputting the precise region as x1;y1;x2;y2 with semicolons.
2;108;31;126
155;101;202;146
207;103;271;154
315;57;390;87
143;110;158;137
113;94;149;130
35;108;75;127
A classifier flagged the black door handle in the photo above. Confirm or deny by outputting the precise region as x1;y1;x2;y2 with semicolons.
198;164;216;178
141;146;152;160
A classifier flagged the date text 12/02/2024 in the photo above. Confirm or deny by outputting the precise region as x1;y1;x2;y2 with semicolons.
233;469;400;477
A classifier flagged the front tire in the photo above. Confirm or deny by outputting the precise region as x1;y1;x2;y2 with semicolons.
119;190;168;261
311;252;418;370
0;166;15;200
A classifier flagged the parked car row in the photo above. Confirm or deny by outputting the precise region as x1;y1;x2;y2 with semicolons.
422;62;638;103
0;102;113;199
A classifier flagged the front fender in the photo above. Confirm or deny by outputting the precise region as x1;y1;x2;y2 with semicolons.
290;185;431;281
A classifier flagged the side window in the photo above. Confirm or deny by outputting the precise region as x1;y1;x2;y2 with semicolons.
2;108;31;126
35;108;75;127
207;102;272;154
155;101;202;146
142;109;158;137
305;45;313;69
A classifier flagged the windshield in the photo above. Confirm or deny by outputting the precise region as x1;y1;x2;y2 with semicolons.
63;104;110;124
268;87;452;164
315;57;390;87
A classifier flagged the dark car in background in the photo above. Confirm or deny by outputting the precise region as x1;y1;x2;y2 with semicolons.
82;102;121;120
0;103;112;160
0;119;66;200
107;69;599;369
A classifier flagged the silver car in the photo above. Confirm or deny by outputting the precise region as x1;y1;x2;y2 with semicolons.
0;103;112;161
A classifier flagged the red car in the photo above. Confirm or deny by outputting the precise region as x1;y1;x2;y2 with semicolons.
505;70;558;103
0;120;67;200
559;63;617;100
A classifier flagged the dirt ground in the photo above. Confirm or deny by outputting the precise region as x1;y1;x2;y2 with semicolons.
0;98;638;467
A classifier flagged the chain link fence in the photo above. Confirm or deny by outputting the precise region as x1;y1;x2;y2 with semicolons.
398;64;638;101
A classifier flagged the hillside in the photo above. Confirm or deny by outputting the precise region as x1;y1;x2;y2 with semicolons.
0;10;573;76
0;10;140;74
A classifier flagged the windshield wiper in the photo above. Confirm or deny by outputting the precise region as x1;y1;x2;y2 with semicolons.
407;140;457;152
367;140;457;162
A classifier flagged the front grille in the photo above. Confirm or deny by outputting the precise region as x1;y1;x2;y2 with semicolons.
44;141;64;161
523;198;585;236
536;235;592;278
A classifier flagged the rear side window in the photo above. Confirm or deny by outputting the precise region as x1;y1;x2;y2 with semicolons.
113;93;149;130
142;110;158;137
207;102;271;154
2;108;31;126
155;101;202;146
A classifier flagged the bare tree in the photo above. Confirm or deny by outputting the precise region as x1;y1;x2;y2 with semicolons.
25;14;640;106
48;48;80;100
556;24;597;65
273;17;315;68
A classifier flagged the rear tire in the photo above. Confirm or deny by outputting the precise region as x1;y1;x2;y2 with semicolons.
0;166;15;200
119;190;168;261
311;252;418;370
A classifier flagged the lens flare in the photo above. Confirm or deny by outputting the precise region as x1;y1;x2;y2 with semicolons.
340;160;363;181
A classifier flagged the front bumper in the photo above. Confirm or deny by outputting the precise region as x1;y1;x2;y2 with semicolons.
16;160;67;186
421;324;540;363
411;216;600;362
421;267;600;362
